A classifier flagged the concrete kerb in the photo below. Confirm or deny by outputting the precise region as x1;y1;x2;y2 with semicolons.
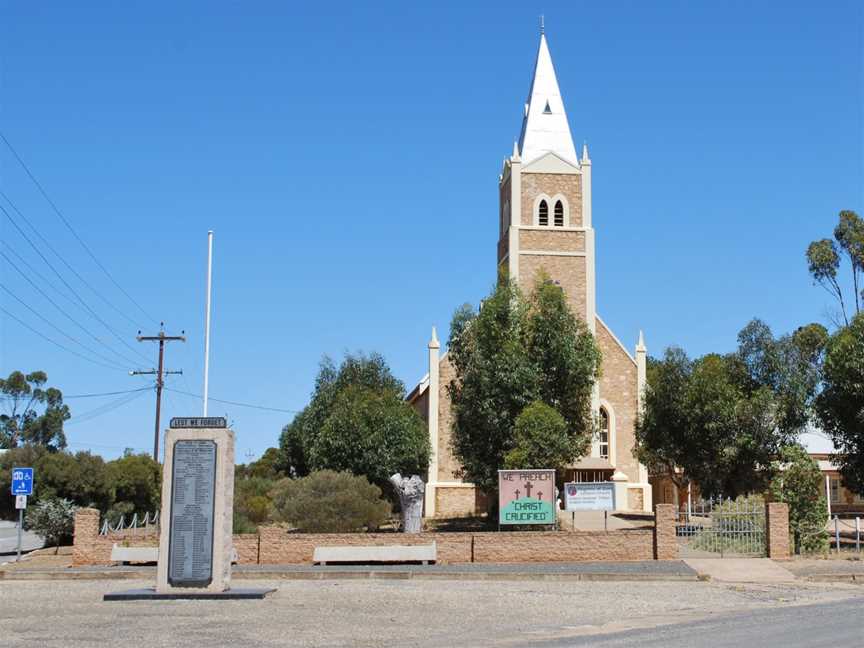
0;562;702;583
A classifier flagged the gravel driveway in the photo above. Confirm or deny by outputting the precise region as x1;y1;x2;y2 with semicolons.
1;578;861;647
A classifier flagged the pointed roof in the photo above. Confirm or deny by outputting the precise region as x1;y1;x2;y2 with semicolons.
517;33;578;166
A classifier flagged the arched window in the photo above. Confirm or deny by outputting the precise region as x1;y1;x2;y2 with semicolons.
538;200;549;226
598;408;610;459
554;200;564;227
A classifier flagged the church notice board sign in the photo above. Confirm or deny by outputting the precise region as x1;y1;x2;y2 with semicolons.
498;469;556;525
564;482;615;512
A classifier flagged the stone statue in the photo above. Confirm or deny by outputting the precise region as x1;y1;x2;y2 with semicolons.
389;473;425;533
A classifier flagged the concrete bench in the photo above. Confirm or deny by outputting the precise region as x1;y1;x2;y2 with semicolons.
111;544;158;564
110;544;240;564
313;542;437;565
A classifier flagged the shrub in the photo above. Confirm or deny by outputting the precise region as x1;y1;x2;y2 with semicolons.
270;470;391;533
233;476;275;533
105;453;161;516
25;497;77;553
770;445;829;554
504;401;579;474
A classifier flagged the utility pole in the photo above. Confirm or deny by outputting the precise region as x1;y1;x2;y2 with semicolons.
134;324;185;462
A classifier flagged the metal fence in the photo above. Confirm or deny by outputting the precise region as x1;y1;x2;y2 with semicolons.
675;498;766;558
831;515;863;554
99;511;160;535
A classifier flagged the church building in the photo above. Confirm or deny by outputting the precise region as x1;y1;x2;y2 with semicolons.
408;30;653;516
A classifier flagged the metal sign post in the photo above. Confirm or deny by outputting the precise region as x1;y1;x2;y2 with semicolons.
11;468;34;563
15;495;27;561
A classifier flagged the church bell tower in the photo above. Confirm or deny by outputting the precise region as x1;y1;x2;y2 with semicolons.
497;30;596;334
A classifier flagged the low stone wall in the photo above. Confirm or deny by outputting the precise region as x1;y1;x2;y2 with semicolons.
233;533;261;564
72;509;261;566
76;503;770;566
472;530;653;563
73;509;159;566
258;528;474;564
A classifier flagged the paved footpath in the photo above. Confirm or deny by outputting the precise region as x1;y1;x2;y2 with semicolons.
683;558;796;583
0;577;861;647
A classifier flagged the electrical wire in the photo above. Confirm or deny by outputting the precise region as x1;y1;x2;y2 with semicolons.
0;131;157;326
65;386;152;426
0;305;132;371
1;202;152;366
0;283;131;370
0;190;146;332
164;387;300;414
0;387;153;402
0;248;144;368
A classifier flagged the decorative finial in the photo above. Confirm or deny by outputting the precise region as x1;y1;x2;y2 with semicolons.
429;326;440;349
512;140;520;160
637;330;646;351
540;14;545;35
581;141;591;164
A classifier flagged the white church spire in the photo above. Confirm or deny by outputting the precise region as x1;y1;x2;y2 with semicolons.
517;31;578;166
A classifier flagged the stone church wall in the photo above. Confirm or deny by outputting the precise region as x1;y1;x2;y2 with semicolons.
518;254;587;319
596;319;640;482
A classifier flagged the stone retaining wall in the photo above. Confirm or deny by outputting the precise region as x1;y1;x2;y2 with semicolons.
258;529;474;564
73;505;695;566
72;509;260;566
72;509;159;566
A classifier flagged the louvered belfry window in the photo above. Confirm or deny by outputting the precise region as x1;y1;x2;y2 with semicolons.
554;200;564;227
538;200;549;226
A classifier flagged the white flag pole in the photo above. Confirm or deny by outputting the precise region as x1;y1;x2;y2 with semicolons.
203;230;214;416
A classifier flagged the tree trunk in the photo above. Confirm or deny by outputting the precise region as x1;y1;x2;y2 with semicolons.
389;473;425;533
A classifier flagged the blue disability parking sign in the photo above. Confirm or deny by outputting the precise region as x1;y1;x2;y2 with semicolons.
11;467;34;496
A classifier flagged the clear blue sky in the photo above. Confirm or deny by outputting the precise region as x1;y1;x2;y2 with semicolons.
1;2;861;461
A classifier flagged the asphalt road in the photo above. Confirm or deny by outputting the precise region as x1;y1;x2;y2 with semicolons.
1;578;861;647
523;596;864;647
0;521;43;555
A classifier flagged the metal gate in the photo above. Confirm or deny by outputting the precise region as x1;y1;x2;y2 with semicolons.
676;498;766;558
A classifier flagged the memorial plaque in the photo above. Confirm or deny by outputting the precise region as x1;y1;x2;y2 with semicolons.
167;440;217;587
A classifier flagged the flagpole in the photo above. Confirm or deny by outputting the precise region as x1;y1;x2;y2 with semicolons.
203;230;213;416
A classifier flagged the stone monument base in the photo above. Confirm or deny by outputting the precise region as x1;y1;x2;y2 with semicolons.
104;587;276;601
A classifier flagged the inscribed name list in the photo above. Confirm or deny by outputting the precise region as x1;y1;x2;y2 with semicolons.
168;440;217;587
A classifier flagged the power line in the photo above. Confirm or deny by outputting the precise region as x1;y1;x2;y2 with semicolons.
1;202;152;365
65;387;153;426
0;282;132;370
65;387;153;399
0;305;128;371
0;190;146;331
165;387;301;414
0;387;153;401
0;131;157;326
0;248;143;367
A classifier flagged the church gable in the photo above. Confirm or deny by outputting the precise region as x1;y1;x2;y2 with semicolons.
522;151;581;175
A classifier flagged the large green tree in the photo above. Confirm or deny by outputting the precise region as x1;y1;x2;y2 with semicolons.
816;313;864;495
278;353;430;485
636;319;825;498
447;275;601;494
806;210;864;326
0;370;69;450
